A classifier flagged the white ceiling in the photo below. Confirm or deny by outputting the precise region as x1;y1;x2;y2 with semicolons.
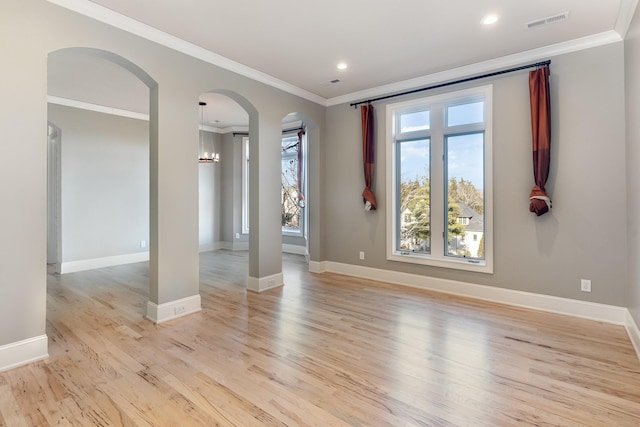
47;0;637;128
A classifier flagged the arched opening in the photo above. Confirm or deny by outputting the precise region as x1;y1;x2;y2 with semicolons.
197;90;258;288
47;47;157;311
281;112;320;267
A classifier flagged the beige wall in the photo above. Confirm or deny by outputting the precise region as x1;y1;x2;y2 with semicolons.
325;43;629;306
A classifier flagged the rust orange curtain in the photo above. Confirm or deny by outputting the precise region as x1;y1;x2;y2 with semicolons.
529;65;552;216
361;104;377;210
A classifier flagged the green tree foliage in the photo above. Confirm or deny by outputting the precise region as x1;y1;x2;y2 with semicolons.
447;202;464;237
399;177;430;249
399;175;483;254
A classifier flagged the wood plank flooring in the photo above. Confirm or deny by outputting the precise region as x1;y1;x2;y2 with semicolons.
1;250;640;426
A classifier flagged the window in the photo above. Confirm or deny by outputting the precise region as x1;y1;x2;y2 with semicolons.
386;85;492;273
241;132;307;237
281;134;303;235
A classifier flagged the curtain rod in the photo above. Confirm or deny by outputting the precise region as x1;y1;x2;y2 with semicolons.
232;126;305;137
350;60;551;108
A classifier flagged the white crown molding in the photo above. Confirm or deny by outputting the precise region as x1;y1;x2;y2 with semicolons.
200;124;221;133
48;95;149;120
326;31;622;107
46;0;326;106
616;0;640;38
47;0;632;110
220;126;249;134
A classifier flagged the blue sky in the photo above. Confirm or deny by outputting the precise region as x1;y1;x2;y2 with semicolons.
399;101;484;190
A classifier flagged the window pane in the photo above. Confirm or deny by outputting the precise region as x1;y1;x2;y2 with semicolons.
400;110;430;133
397;138;430;253
282;157;300;230
446;133;484;259
282;136;298;155
447;101;484;127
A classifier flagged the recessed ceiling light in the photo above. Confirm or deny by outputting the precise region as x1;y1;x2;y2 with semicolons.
337;63;348;70
482;15;499;25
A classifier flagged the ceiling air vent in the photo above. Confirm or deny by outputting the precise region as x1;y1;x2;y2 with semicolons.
527;12;569;29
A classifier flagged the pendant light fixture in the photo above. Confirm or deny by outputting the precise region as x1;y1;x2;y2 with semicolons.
198;101;220;163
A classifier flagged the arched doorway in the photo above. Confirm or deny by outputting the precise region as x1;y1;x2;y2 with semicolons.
47;47;157;306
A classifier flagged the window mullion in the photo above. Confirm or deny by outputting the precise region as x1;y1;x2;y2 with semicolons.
430;106;445;259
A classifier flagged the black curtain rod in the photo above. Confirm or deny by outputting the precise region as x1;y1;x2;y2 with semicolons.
232;126;305;137
350;60;551;108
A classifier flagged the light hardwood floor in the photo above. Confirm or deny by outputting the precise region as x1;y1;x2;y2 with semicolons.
1;250;640;426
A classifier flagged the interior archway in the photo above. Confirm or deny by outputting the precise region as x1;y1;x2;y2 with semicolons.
47;47;157;311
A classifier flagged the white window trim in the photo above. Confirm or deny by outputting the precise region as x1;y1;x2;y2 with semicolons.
241;136;249;235
385;85;493;274
243;133;307;238
281;132;304;237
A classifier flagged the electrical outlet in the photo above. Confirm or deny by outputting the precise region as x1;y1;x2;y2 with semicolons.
140;240;146;248
236;233;240;239
174;306;186;314
359;251;365;260
580;279;592;292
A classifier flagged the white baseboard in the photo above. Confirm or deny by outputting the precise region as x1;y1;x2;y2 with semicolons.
324;261;627;326
145;294;201;324
219;242;307;255
199;242;222;252
221;241;249;251
308;260;328;273
61;252;149;274
282;244;307;255
626;310;640;360
0;335;48;373
248;272;284;293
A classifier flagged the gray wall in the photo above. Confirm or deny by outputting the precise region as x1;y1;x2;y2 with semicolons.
326;43;629;306
48;106;222;260
0;0;325;351
48;104;149;262
626;8;640;326
220;133;249;247
198;131;222;251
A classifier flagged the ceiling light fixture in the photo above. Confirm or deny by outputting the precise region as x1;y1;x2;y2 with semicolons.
482;15;499;25
198;101;219;164
337;63;348;70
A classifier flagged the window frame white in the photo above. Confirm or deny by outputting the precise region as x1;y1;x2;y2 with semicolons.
281;131;304;237
241;132;308;238
241;136;249;235
386;85;493;273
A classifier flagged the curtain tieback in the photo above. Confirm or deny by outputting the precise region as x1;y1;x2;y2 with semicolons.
529;185;551;215
362;187;377;211
529;195;552;210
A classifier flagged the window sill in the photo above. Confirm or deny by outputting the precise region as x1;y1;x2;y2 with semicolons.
388;252;493;274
